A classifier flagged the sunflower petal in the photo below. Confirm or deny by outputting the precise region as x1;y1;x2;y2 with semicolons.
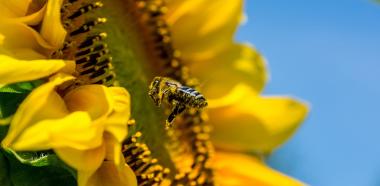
12;5;46;25
0;0;32;18
214;152;305;186
1;73;73;148
103;133;122;166
192;44;267;98
64;85;113;120
40;0;66;48
0;22;55;58
10;111;103;151
0;116;12;126
166;0;243;61
81;161;137;186
209;85;309;153
55;145;106;172
104;87;131;143
0;54;66;85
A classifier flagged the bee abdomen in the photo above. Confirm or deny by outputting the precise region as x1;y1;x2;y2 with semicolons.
177;86;207;108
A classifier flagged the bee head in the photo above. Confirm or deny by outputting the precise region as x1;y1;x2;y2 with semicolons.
148;77;162;106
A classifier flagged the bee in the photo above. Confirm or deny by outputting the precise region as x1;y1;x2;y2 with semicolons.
148;76;207;128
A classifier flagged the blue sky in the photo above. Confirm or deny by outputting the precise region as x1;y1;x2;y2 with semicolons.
236;1;380;185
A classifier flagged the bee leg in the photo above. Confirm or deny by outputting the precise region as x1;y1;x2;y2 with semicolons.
166;104;186;129
157;89;170;106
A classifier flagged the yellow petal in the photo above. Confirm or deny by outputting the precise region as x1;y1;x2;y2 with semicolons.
80;161;137;186
0;116;12;126
59;60;76;75
55;144;106;172
40;0;66;48
192;44;267;98
10;111;103;151
11;5;46;25
0;22;55;58
1;73;73;148
64;85;113;120
0;0;32;18
0;54;66;85
214;152;305;186
207;83;251;108
209;85;309;153
3;48;46;59
104;87;131;143
103;133;122;166
165;0;243;61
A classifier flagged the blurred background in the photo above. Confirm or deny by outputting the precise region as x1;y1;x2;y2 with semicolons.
236;0;380;186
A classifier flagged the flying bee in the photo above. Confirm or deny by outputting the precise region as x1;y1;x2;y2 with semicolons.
148;76;207;129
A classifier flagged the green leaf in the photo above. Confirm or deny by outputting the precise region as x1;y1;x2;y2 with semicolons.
3;149;76;177
0;151;11;186
2;149;76;186
0;92;28;119
0;125;9;141
0;80;42;119
0;80;42;94
0;80;76;185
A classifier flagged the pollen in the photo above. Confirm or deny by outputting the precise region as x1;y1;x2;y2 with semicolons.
54;0;115;87
122;132;170;185
126;0;215;185
56;0;215;185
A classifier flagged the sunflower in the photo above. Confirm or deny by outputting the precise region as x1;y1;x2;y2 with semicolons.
164;0;308;185
0;0;308;186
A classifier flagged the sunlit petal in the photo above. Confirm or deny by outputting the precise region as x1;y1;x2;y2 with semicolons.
82;161;137;186
0;22;55;58
11;111;103;151
40;0;66;48
12;5;46;25
0;54;66;85
103;133;123;166
166;0;243;61
0;116;12;126
59;60;76;75
64;85;113;120
192;44;267;98
214;152;305;186
209;85;309;153
1;73;73;148
104;87;131;143
0;0;32;18
55;144;106;172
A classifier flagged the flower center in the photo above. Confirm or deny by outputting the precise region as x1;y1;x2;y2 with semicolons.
56;0;215;185
54;1;115;86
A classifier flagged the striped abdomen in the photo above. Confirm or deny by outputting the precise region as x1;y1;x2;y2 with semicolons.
172;86;207;108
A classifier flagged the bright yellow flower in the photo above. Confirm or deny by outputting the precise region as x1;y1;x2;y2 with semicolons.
165;0;243;62
0;0;66;48
0;0;45;25
1;73;137;186
0;0;310;185
208;84;309;153
0;1;137;185
0;27;68;87
165;0;309;184
166;0;308;153
0;0;69;86
214;151;304;186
